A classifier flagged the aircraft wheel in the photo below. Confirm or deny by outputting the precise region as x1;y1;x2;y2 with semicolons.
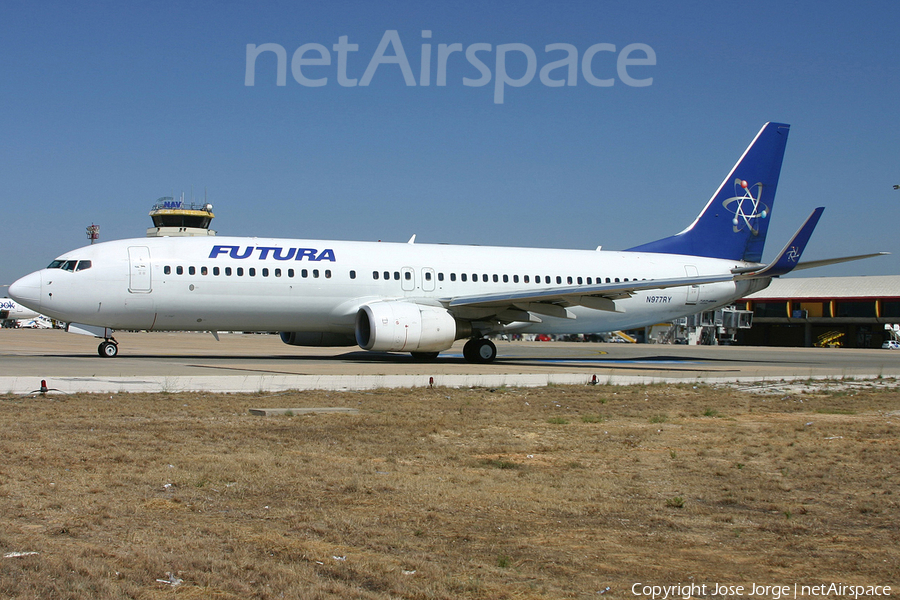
99;341;118;358
411;351;440;361
463;339;477;362
464;338;496;364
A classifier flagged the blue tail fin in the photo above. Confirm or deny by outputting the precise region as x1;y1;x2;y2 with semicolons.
627;122;790;263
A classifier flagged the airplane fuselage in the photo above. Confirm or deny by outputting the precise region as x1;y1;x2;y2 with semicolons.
11;236;766;336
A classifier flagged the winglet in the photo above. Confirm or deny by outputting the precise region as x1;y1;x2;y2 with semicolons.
736;207;823;279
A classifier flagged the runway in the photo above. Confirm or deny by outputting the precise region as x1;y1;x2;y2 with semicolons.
3;329;900;393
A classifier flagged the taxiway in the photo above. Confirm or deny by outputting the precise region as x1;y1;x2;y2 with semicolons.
3;329;900;393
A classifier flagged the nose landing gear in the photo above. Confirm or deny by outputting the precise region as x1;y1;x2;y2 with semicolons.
98;339;119;358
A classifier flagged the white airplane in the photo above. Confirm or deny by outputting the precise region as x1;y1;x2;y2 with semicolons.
8;123;885;361
0;297;42;326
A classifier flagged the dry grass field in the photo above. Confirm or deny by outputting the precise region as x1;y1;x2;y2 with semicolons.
0;383;898;599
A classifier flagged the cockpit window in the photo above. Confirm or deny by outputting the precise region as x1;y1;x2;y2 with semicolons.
46;259;92;271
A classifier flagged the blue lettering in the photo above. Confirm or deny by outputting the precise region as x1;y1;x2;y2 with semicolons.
272;247;297;261
209;245;334;261
316;248;336;262
295;248;318;261
230;246;254;259
163;200;183;209
209;245;236;259
256;246;279;260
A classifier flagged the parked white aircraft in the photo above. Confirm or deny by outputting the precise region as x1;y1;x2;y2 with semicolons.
8;123;884;361
0;297;42;327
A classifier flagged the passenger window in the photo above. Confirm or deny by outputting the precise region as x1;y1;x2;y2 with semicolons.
567;276;573;284
425;272;432;281
249;268;256;276
177;266;184;275
214;267;220;276
393;272;400;280
404;272;411;280
373;271;379;280
275;268;281;277
384;271;390;280
350;270;356;279
450;273;456;281
324;270;331;278
313;269;320;278
225;267;232;276
237;268;244;276
288;269;295;277
545;276;551;284
262;268;269;277
493;274;499;283
302;269;308;278
461;273;467;282
189;266;196;275
164;266;171;275
524;275;530;283
556;276;562;284
438;273;444;281
201;266;208;276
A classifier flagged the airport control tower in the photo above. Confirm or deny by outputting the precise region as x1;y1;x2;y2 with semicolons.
146;195;216;237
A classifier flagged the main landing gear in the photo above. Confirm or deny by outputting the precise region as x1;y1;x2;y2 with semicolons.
98;339;119;358
463;338;497;364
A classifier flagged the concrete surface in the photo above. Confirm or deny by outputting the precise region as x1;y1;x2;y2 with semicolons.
3;329;900;393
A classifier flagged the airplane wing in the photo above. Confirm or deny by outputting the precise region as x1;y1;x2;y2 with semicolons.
443;207;844;322
733;207;888;277
443;273;735;320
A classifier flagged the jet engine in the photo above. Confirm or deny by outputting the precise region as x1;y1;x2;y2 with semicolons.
355;301;462;353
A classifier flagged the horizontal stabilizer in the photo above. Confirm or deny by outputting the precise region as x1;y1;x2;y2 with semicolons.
792;252;890;272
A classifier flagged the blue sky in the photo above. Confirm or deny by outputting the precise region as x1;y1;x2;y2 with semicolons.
2;0;898;288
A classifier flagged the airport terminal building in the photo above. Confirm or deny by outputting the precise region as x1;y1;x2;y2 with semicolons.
738;275;900;348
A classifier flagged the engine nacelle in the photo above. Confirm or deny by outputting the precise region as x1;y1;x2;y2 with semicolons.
280;331;356;347
356;302;459;353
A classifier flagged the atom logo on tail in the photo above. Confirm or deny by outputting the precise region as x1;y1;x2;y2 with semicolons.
722;178;769;235
785;246;801;262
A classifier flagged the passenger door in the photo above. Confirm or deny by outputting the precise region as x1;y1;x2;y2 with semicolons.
128;246;152;293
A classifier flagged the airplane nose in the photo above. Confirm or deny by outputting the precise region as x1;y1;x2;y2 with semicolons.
8;271;42;310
